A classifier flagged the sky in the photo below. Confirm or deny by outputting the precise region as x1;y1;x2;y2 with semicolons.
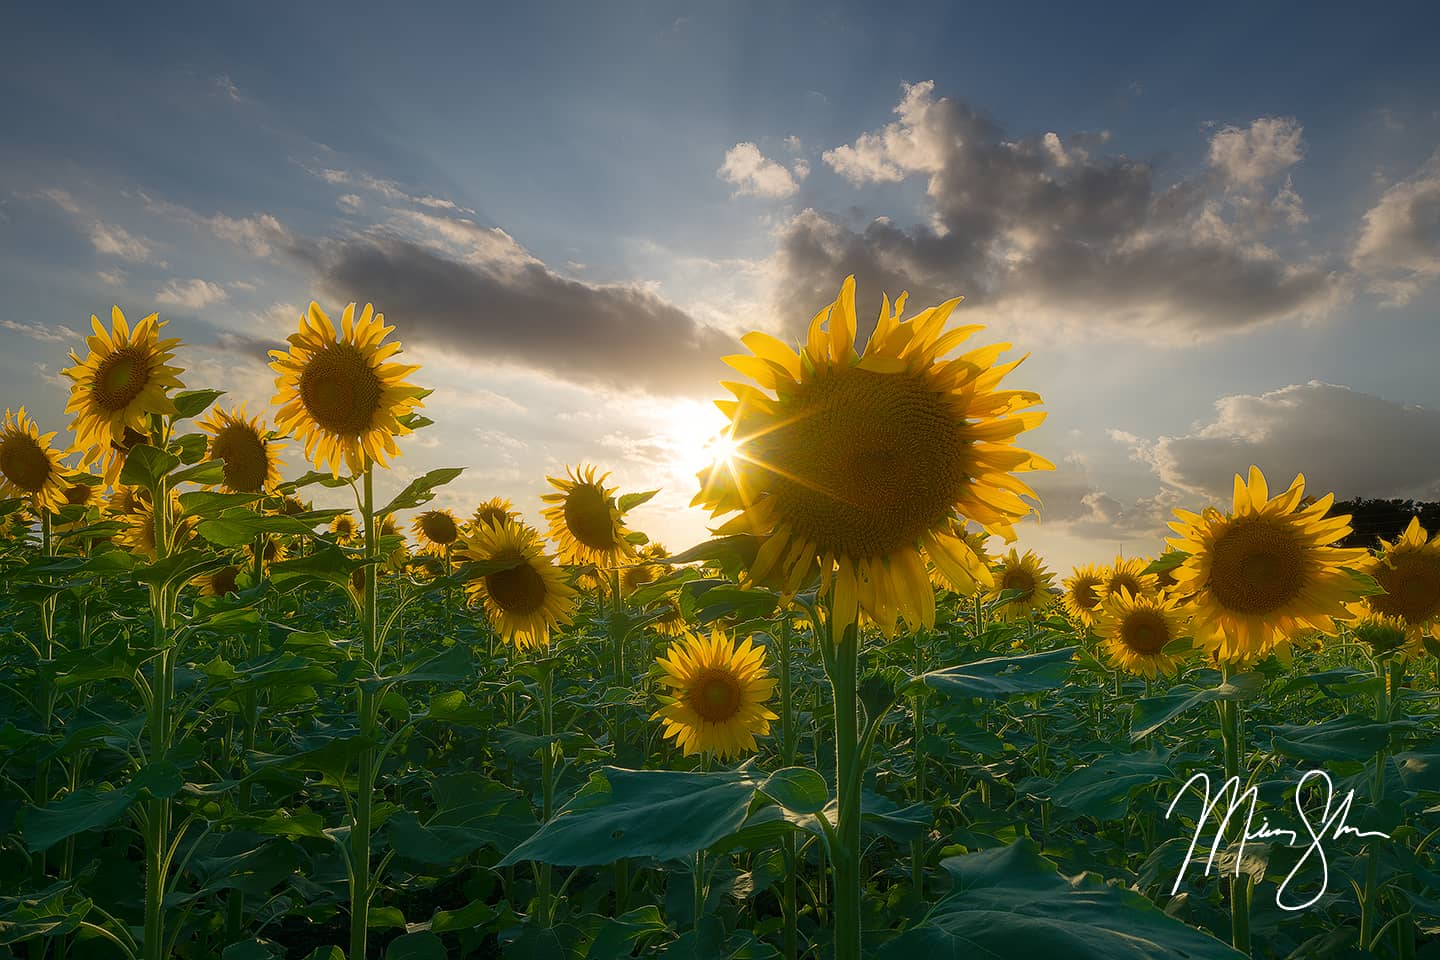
3;0;1440;573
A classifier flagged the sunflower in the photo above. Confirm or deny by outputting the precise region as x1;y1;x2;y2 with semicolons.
197;405;285;493
456;519;576;649
379;514;408;567
470;496;519;533
541;464;637;567
280;495;311;516
62;307;185;477
269;302;426;477
1061;564;1107;628
929;523;993;594
106;485;147;517
990;548;1055;621
652;628;778;760
646;595;690;636
246;535;287;569
412;508;461;557
1099;555;1154;602
115;491;194;561
1168;467;1367;664
1351;517;1440;642
0;408;71;514
694;276;1049;638
330;512;361;545
621;542;671;593
1097;588;1188;678
196;564;242;597
63;479;100;508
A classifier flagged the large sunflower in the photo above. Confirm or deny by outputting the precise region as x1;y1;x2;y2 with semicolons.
1352;517;1440;642
0;408;71;514
1061;563;1106;628
269;302;425;477
197;405;285;493
412;508;462;557
1097;588;1188;679
1099;555;1154;602
1168;467;1366;664
694;276;1049;638
457;519;576;649
540;464;636;567
62;307;185;476
652;628;778;760
990;548;1055;622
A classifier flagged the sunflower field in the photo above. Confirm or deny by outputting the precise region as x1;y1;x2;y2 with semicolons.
1;281;1438;960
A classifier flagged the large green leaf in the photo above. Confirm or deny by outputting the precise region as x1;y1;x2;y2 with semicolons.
498;766;764;867
917;646;1077;700
1260;716;1415;763
379;467;464;515
1128;674;1262;743
119;443;180;488
875;840;1243;959
1049;752;1172;820
385;932;446;960
24;787;136;852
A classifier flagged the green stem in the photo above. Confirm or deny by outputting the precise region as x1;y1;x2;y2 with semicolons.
825;619;862;960
778;615;798;960
143;459;174;960
1361;655;1391;950
1220;662;1251;956
349;468;379;960
537;655;556;926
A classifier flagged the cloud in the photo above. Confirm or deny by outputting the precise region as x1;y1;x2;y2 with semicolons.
1207;117;1304;187
296;231;735;395
779;83;1342;344
96;267;127;286
88;222;157;262
1131;381;1440;501
1351;151;1440;304
1022;452;1185;542
718;142;801;198
206;212;293;258
309;166;476;215
784;135;803;152
215;75;245;103
338;193;363;212
792;158;811;180
156;278;229;309
1;318;82;344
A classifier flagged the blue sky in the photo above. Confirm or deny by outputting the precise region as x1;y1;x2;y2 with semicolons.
4;0;1440;570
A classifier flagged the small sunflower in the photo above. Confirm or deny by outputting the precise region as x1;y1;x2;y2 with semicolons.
1352;517;1440;642
990;548;1055;621
1351;612;1419;659
1061;563;1106;628
652;628;778;761
115;491;194;561
279;495;311;516
0;408;71;514
470;496;519;532
1099;555;1154;602
63;478;100;508
694;276;1049;639
106;484;147;518
646;595;690;637
196;564;242;597
1168;467;1367;664
412;508;461;557
621;541;670;593
268;302;426;477
247;535;288;569
1097;588;1188;679
379;514;408;567
540;464;637;567
456;519;577;649
330;512;361;545
197;405;285;493
62;307;185;477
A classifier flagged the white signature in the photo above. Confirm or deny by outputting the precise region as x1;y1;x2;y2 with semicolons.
1164;769;1391;911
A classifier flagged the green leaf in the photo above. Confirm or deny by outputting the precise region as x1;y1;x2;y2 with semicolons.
757;767;829;815
498;766;764;867
1143;551;1189;576
196;512;315;547
1049;752;1172;820
221;940;284;960
1342;566;1386;598
367;645;472;688
171;432;210;464
119;444;180;488
173;388;226;420
874;840;1244;959
1261;716;1415;763
1128;674;1263;743
171;458;227;485
379;467;464;515
284;470;354;490
300;950;346;960
24;787;136;852
917;646;1077;700
133;760;184;799
617;489;660;513
179;491;261;517
385;932;446;960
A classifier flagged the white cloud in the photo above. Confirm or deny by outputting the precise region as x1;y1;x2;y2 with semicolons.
207;212;292;258
1;319;82;344
156;278;228;309
783;135;802;152
1351;151;1440;304
96;267;127;286
792;158;811;180
821;81;950;184
718;142;801;198
88;222;156;262
215;75;245;103
1208;117;1305;187
337;193;363;212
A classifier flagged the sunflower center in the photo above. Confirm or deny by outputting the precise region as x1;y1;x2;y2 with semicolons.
1207;517;1306;615
0;432;54;492
747;367;969;560
298;342;383;435
485;558;548;615
1072;580;1099;609
1108;573;1144;597
1372;557;1440;624
687;668;743;723
420;511;459;544
563;484;619;550
65;483;95;506
210;565;240;596
211;424;271;492
1002;568;1036;598
1120;610;1170;655
92;347;151;411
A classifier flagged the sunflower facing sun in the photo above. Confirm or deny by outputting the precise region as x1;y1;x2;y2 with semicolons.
470;496;519;533
197;405;285;494
1097;588;1188;679
0;408;72;514
541;464;637;567
62;307;185;478
694;276;1049;638
412;508;461;557
652;628;778;760
1099;556;1154;602
991;548;1056;621
1168;466;1366;664
457;518;577;649
269;302;426;477
1062;563;1107;628
1352;516;1440;643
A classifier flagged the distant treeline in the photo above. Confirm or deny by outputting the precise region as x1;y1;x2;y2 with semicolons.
1326;498;1440;549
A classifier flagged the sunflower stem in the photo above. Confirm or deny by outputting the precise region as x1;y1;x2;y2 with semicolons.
1361;653;1391;950
1219;661;1251;956
776;615;798;960
537;649;556;927
349;467;379;960
825;617;862;960
142;425;174;960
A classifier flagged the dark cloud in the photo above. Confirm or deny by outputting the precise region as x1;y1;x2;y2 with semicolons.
778;83;1343;344
300;233;736;396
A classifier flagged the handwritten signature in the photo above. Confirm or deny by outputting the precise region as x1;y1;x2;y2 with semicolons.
1164;769;1391;911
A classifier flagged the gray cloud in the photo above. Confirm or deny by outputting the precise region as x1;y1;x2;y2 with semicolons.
1351;151;1440;304
777;83;1343;345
